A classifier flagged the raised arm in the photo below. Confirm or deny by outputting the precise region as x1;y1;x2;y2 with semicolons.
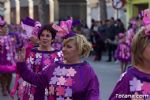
17;62;48;89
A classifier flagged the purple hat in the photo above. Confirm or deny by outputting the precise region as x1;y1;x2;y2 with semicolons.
21;17;35;27
52;17;76;39
72;19;81;27
142;9;150;37
21;17;36;38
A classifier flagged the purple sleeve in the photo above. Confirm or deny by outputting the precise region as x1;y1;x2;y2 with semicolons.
109;73;130;100
17;62;48;88
86;66;100;100
86;75;100;100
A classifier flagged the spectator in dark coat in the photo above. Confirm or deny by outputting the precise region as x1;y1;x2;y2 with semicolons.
90;31;104;61
105;20;117;62
115;19;125;34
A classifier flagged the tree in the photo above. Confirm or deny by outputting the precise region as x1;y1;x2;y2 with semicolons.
99;0;107;20
37;0;48;24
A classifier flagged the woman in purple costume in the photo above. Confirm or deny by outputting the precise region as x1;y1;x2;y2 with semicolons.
10;24;63;100
115;33;131;73
17;34;100;100
0;17;16;96
109;9;150;100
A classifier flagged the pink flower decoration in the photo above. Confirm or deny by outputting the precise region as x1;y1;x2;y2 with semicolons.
143;9;150;25
143;9;150;36
52;17;73;38
56;86;65;96
44;59;51;65
51;53;57;59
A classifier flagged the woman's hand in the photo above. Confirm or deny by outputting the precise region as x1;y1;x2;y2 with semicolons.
17;48;26;62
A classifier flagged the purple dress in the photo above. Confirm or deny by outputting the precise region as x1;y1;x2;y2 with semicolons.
115;42;131;62
17;48;63;100
126;28;135;46
109;67;150;100
0;36;16;73
17;61;100;100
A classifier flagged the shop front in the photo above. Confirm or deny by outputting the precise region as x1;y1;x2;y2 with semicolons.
126;0;150;22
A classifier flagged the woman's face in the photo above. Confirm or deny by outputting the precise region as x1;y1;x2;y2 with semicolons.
39;30;52;47
0;25;8;35
62;40;80;61
143;43;150;63
120;36;126;43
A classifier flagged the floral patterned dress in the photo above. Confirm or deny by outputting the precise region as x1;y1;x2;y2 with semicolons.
115;42;131;62
17;48;63;100
17;61;100;100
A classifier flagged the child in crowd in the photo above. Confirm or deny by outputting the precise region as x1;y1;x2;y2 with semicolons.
115;33;131;73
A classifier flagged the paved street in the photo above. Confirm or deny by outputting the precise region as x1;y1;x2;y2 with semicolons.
0;55;122;100
86;56;121;100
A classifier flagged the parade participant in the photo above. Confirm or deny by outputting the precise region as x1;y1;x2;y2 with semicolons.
90;31;104;61
126;19;137;46
0;16;16;96
109;9;150;100
17;33;100;100
10;20;63;99
115;33;131;73
51;17;74;51
10;17;39;100
126;16;143;47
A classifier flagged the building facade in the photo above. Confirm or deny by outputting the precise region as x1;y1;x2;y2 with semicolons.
3;0;126;27
0;0;5;16
126;0;150;23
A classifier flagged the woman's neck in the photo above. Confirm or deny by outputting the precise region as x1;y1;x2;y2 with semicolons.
64;57;81;64
38;45;53;51
136;63;150;74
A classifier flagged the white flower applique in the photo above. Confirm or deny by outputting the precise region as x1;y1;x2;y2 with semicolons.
53;66;62;76
48;85;55;95
50;76;58;85
67;67;76;77
61;67;68;76
35;53;42;59
129;77;143;92
28;57;34;64
29;94;34;100
57;51;63;57
54;58;59;62
45;88;49;96
57;76;66;85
